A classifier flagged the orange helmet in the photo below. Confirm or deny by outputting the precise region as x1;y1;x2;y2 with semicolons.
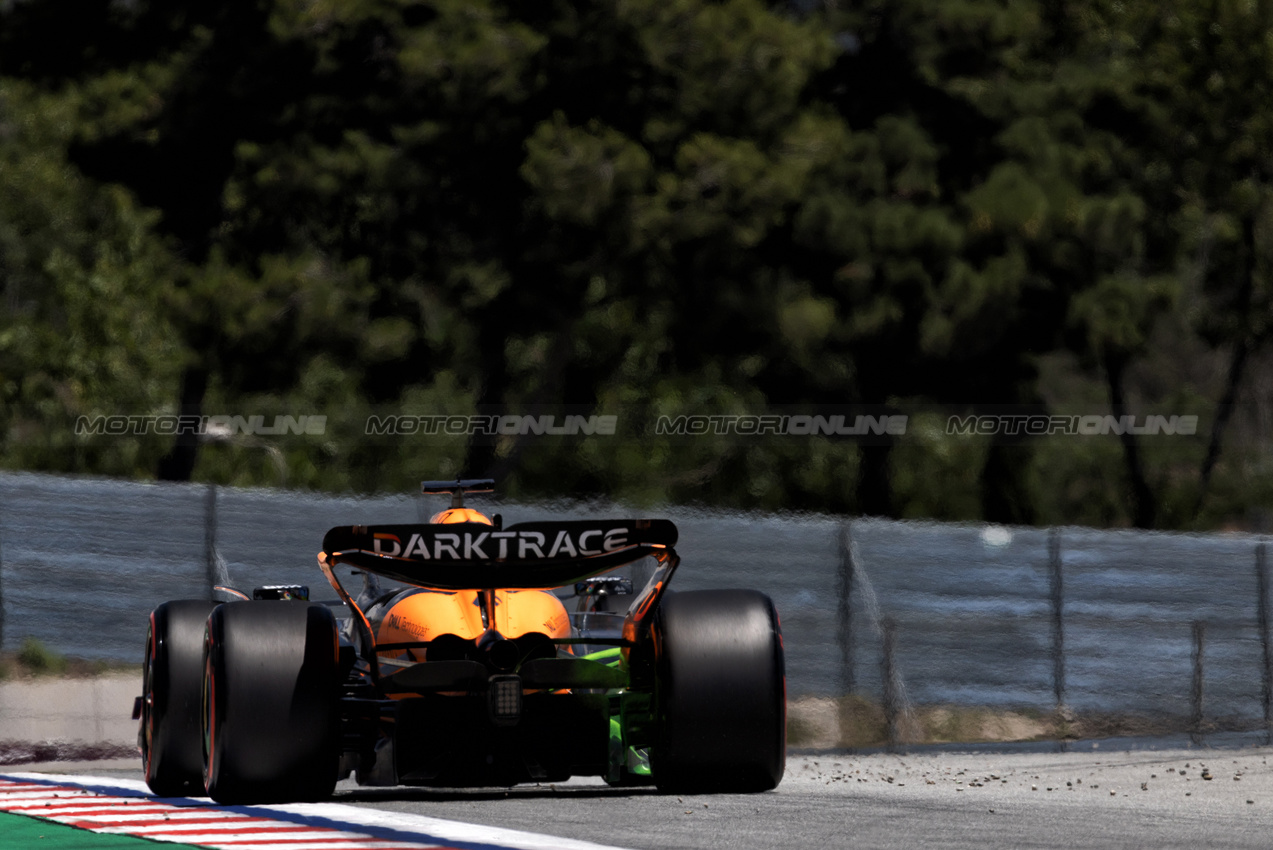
429;507;493;525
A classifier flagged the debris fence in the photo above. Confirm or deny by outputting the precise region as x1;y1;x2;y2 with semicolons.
0;471;1268;735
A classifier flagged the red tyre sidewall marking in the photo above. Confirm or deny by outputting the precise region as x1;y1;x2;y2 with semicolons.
203;626;217;790
144;611;157;783
776;608;787;752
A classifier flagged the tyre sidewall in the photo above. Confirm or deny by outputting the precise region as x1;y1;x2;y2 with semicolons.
203;601;339;803
652;589;786;792
144;599;218;796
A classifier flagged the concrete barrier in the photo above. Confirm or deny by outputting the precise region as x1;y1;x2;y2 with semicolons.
0;673;138;748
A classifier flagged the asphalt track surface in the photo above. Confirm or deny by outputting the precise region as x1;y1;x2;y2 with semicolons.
19;743;1273;850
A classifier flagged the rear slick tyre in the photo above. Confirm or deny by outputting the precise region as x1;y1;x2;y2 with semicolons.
651;589;786;793
142;599;219;797
202;601;339;804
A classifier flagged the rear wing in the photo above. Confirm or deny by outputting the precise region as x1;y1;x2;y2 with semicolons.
321;519;677;590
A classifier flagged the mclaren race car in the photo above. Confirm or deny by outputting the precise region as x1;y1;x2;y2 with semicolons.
136;480;786;803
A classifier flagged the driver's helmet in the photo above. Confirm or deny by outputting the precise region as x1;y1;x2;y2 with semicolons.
429;507;492;525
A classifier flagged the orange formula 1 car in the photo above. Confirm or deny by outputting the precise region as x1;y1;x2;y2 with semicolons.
136;480;785;803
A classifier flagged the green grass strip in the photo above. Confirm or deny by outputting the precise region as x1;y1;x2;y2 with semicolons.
0;810;167;848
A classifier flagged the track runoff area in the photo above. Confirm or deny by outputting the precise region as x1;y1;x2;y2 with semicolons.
0;774;630;850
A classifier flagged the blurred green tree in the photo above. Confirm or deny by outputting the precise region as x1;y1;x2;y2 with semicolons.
0;0;1267;529
0;80;183;475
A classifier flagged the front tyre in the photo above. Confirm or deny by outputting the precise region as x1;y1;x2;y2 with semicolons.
142;600;219;797
202;601;340;804
651;589;786;793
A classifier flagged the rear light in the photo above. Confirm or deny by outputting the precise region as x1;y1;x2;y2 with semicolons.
488;675;522;726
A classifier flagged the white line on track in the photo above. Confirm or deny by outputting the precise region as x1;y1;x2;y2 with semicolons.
1;773;633;850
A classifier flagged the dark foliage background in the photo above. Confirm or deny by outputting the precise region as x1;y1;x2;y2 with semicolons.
1;0;1270;529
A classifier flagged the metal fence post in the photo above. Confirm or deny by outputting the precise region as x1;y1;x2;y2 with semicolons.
1191;620;1206;745
1048;528;1065;710
838;523;855;696
0;519;5;653
1257;542;1271;743
204;483;219;601
881;616;899;751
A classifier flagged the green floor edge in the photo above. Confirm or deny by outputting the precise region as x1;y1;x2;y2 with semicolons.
0;810;168;848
